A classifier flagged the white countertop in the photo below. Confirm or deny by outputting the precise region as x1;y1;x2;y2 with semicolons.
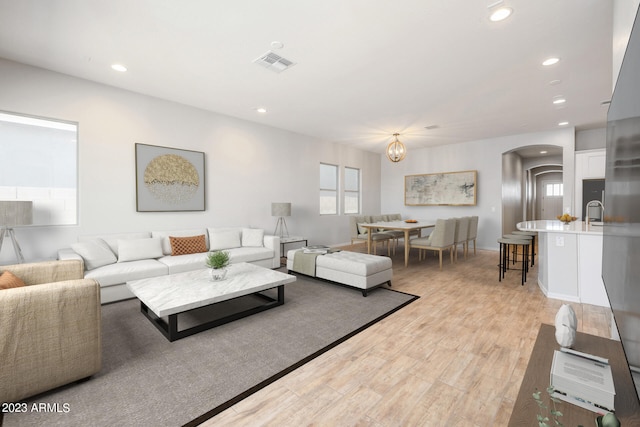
517;220;603;235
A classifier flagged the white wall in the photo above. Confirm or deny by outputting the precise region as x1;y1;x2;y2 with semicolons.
576;128;606;151
380;128;575;250
0;59;381;264
613;0;640;90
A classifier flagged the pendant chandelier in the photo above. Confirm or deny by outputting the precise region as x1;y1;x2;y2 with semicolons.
386;133;406;163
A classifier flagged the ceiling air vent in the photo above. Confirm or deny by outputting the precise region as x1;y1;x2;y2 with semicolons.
253;51;296;73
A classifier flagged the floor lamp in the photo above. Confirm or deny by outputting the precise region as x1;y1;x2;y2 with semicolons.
271;202;291;238
0;201;33;264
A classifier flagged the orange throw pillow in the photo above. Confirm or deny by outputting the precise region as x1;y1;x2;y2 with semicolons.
169;235;207;256
0;271;26;290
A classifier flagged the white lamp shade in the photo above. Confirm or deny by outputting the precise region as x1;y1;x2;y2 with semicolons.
0;201;33;226
271;202;291;217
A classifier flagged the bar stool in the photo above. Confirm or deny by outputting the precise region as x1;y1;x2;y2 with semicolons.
498;236;531;286
511;230;536;266
504;233;534;268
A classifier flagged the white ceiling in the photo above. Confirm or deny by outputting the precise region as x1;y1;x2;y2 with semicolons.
0;0;613;154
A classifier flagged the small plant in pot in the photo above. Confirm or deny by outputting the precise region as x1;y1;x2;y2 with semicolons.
533;386;564;427
206;250;230;281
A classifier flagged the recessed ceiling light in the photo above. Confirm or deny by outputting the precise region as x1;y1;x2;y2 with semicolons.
270;41;284;50
111;64;127;72
540;150;548;154
542;57;560;66
489;7;513;22
549;79;562;86
553;97;566;105
255;107;267;113
558;121;569;126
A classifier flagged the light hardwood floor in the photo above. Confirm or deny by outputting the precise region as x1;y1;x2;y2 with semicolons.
201;243;611;426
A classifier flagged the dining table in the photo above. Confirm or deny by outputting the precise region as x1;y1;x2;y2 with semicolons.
359;219;436;267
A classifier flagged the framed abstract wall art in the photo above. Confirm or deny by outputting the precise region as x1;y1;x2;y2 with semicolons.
404;170;477;206
135;143;205;212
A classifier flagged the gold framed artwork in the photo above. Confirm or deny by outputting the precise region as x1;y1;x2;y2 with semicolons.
135;143;205;212
404;170;477;206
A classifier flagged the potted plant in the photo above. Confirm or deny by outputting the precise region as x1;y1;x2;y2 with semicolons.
533;386;564;427
206;250;230;281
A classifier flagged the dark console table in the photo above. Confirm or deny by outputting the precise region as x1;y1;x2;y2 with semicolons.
509;324;640;426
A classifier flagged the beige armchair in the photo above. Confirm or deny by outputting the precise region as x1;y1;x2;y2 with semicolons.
0;260;101;403
410;218;456;270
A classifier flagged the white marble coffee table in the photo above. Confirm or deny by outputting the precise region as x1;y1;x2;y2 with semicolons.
126;262;296;341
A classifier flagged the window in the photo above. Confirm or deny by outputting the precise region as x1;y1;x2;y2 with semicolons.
319;163;338;215
545;183;563;197
0;112;78;225
344;167;360;214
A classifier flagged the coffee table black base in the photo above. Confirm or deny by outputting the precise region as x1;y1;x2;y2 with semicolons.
140;285;285;342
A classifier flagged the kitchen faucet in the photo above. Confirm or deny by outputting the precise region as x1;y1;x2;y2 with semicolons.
585;200;605;226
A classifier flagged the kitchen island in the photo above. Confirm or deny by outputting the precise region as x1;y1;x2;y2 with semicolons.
516;220;609;307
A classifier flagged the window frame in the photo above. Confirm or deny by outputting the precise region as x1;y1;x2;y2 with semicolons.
0;111;79;226
343;166;361;215
545;182;564;197
319;162;339;215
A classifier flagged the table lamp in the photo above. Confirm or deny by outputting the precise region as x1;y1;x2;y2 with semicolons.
271;202;291;238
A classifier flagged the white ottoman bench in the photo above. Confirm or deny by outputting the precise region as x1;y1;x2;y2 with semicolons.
287;250;393;296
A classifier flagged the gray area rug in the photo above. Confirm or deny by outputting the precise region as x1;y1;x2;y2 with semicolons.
3;272;417;427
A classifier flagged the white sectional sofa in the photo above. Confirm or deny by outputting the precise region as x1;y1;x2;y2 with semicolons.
58;227;280;304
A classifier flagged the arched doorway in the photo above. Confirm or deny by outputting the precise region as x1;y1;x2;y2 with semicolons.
502;145;563;235
535;170;564;220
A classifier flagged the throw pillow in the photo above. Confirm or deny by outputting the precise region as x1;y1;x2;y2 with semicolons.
152;229;208;255
209;230;241;250
0;271;26;290
117;238;164;263
242;228;264;247
71;238;117;270
169;235;207;256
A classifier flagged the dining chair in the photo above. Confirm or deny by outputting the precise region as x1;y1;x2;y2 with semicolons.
467;216;479;255
453;217;470;261
350;215;392;255
409;218;456;270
